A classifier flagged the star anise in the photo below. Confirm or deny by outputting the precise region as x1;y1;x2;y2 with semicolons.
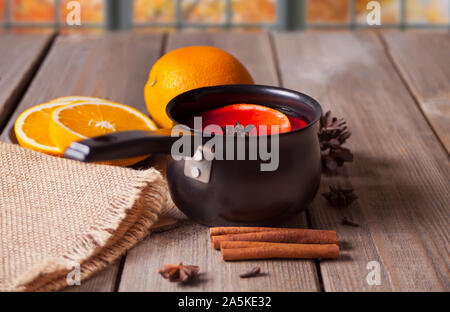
322;185;358;208
319;111;353;172
158;262;199;283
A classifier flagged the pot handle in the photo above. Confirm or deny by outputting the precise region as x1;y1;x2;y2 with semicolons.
64;129;189;163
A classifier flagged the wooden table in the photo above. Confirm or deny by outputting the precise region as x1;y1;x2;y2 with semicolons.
0;31;448;292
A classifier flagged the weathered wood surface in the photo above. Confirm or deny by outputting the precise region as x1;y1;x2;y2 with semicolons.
63;263;119;292
273;31;450;291
118;32;320;292
1;31;448;292
1;33;164;144
0;32;164;291
381;32;450;154
0;33;54;131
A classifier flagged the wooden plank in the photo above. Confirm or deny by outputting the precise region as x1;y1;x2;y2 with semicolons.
1;33;163;143
118;32;320;292
63;263;119;292
0;33;164;291
164;31;280;86
273;31;450;291
381;32;450;154
0;33;54;130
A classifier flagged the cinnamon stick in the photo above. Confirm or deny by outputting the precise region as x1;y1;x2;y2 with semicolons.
221;243;339;261
220;241;299;249
210;227;286;237
211;229;338;250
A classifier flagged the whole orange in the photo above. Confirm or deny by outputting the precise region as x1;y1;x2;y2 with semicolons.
144;46;254;129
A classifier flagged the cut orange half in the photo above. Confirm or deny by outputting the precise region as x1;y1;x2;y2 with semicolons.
198;103;292;135
15;102;66;156
49;101;158;166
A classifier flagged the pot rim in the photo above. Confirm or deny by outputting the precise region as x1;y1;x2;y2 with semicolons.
166;84;323;138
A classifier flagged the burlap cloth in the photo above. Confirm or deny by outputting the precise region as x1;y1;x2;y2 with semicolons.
0;142;183;292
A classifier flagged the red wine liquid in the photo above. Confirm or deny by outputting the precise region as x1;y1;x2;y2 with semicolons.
287;116;308;130
186;114;308;135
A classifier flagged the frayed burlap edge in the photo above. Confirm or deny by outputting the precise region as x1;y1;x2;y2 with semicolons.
9;167;167;292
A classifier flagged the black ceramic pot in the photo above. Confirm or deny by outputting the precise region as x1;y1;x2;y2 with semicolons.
65;85;323;226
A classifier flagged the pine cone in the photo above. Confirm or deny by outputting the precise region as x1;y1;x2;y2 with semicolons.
319;111;353;172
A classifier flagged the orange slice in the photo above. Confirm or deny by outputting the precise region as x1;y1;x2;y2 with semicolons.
15;102;66;156
14;97;121;156
198;103;292;135
49;96;118;104
49;101;157;166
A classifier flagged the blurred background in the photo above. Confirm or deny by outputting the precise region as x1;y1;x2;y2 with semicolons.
0;0;448;32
